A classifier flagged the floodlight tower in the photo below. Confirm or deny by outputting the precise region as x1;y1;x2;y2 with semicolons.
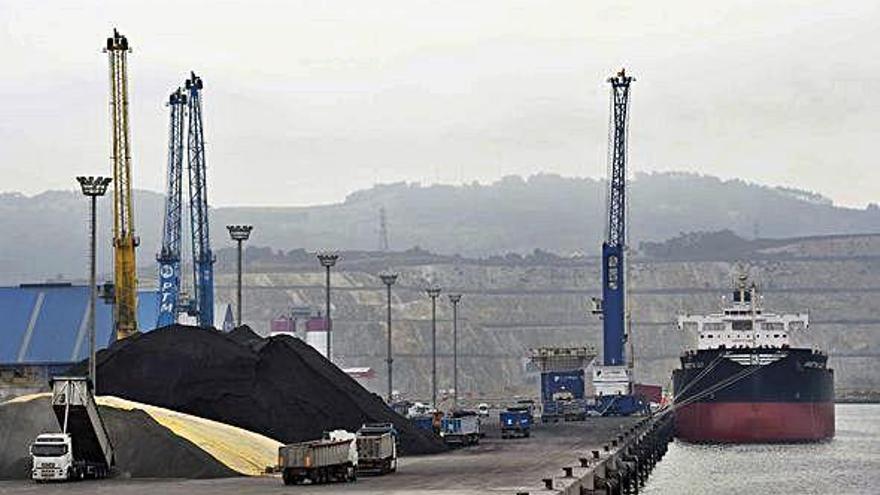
76;175;112;388
448;293;462;410
317;252;340;361
426;285;442;409
379;272;398;402
227;225;253;327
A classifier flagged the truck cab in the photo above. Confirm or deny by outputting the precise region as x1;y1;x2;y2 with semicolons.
31;433;74;481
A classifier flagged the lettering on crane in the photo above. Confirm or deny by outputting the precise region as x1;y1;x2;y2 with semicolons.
159;265;176;313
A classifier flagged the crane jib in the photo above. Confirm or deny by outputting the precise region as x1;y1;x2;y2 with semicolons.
106;30;138;341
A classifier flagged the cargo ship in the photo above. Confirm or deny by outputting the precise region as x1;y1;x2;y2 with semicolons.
672;273;834;442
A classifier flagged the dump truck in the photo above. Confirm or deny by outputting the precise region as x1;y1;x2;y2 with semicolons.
440;411;480;446
31;377;114;481
279;430;358;485
500;407;532;439
355;423;397;475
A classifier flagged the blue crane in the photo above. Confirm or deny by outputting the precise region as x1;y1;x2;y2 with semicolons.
156;73;215;328
588;69;647;417
185;72;215;328
601;69;633;366
156;88;186;328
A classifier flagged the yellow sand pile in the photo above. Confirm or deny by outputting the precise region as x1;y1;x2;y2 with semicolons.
3;393;281;476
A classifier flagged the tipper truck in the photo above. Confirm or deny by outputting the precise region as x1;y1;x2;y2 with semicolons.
279;430;358;485
356;423;397;475
31;377;114;481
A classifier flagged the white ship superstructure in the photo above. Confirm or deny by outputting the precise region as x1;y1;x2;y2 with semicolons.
677;274;808;352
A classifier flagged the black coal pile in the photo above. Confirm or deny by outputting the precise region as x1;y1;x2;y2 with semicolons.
92;325;446;456
0;397;236;479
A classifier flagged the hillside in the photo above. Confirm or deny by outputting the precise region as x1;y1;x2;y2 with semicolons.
208;234;880;401
1;172;879;282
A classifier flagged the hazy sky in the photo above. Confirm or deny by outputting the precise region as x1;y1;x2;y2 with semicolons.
1;0;877;207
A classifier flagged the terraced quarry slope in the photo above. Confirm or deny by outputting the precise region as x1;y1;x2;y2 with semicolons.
207;235;880;401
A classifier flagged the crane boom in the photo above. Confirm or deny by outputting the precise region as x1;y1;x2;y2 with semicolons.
156;88;186;327
186;73;215;327
602;69;633;366
105;30;139;340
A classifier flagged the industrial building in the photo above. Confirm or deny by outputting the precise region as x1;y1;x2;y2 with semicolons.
0;282;229;399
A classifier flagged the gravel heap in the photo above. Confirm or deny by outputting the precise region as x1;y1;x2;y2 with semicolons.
93;325;445;456
0;396;236;480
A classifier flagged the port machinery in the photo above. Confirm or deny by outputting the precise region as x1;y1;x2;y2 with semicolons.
590;69;646;416
156;73;215;328
105;30;139;341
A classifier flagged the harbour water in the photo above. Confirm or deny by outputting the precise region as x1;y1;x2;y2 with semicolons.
643;404;879;494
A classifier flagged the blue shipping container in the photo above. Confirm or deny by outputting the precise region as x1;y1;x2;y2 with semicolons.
540;370;585;402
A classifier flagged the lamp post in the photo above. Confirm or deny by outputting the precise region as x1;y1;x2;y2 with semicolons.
379;272;398;402
76;176;112;390
317;252;340;361
226;225;253;327
426;285;442;410
448;293;462;410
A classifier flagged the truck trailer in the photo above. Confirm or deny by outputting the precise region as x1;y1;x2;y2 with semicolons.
500;407;532;439
355;423;397;475
440;412;480;446
279;430;358;485
31;377;114;481
540;370;586;422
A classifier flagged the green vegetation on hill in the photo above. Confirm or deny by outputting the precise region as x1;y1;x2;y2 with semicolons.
1;172;878;282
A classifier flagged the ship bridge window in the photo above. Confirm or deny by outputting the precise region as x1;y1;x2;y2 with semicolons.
731;320;753;331
763;322;784;331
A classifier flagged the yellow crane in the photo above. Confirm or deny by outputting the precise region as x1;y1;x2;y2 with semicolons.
105;30;139;340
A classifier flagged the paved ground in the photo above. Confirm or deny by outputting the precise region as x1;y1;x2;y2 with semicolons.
0;418;638;495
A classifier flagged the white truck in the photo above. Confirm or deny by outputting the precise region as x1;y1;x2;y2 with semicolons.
279;430;358;485
31;377;114;481
356;423;397;475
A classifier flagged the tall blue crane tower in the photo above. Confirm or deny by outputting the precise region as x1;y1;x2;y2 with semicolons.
186;73;214;327
156;88;186;327
156;73;215;328
602;68;633;367
590;69;647;416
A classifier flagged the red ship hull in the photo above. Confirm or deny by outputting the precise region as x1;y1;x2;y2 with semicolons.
675;402;835;442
